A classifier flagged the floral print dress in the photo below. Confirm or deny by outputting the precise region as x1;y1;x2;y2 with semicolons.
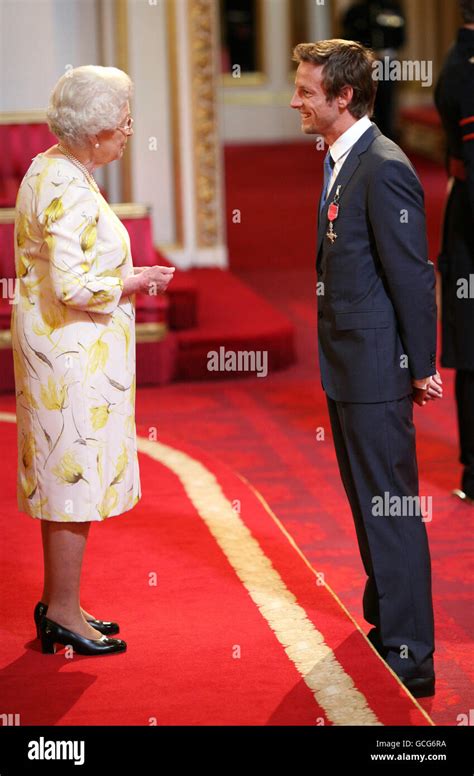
11;153;141;522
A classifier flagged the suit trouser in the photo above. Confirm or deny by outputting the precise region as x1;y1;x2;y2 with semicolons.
455;370;474;497
326;394;435;677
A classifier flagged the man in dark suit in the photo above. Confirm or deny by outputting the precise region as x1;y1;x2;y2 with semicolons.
435;0;474;505
290;39;443;697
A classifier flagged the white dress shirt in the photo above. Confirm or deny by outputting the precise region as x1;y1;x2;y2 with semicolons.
326;115;372;198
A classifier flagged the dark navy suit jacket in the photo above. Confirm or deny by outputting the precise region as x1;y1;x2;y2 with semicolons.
316;123;437;403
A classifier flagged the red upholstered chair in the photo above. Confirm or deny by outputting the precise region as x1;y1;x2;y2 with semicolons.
110;205;167;327
0;115;109;204
0;203;198;332
0;116;182;389
0;214;16;391
0;209;176;390
113;205;198;330
115;206;157;267
0;118;196;388
0;205;195;331
0;218;15;281
0;117;57;206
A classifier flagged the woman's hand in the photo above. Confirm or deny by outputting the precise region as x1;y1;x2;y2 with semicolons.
137;265;176;294
121;265;176;299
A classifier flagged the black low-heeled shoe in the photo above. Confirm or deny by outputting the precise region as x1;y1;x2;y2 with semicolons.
39;616;127;656
34;601;120;638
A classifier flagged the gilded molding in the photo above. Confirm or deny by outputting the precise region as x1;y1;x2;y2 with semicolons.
0;209;15;223
188;0;220;248
0;205;152;223
111;203;151;219
0;111;47;125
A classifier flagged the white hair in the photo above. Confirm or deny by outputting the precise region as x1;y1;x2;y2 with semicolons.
46;65;133;147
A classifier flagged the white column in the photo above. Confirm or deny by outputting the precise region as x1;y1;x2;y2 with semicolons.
307;0;332;41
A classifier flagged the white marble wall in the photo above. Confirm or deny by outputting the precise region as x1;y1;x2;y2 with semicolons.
0;0;99;111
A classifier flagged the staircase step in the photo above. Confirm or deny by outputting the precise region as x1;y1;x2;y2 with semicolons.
174;268;295;381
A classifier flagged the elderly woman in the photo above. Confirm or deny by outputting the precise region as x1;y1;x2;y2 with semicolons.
11;65;174;656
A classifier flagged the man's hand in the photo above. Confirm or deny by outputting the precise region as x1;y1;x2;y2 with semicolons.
412;371;443;406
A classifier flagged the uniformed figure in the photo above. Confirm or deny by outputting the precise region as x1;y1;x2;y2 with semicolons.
435;0;474;504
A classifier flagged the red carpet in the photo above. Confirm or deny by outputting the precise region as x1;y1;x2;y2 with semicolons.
0;414;432;725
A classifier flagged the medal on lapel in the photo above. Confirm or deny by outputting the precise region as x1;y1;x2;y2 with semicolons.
326;185;341;243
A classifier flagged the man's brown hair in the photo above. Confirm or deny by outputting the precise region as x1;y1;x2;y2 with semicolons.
293;39;378;119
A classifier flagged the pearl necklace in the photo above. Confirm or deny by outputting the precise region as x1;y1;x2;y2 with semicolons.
57;144;99;192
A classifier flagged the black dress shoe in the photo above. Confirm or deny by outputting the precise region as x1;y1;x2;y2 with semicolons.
367;630;435;697
398;674;435;698
34;601;120;638
39;616;127;656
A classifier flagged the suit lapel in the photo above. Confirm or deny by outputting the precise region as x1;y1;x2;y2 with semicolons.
317;123;381;259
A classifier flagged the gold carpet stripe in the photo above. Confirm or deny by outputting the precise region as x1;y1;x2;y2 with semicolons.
0;412;16;422
137;436;382;726
239;472;436;726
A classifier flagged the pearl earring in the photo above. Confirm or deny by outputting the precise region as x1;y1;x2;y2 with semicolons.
95;143;99;148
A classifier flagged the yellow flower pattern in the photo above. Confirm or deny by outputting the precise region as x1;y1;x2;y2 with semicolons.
43;196;65;226
90;405;110;431
11;153;141;522
52;450;87;484
40;375;68;411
